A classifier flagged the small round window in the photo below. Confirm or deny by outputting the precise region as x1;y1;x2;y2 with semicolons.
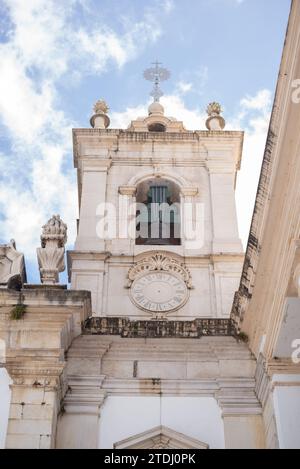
148;123;166;132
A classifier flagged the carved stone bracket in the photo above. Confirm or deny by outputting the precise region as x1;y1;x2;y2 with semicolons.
126;252;193;289
37;215;67;285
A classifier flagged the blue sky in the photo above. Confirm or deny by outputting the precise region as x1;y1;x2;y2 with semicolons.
0;0;291;283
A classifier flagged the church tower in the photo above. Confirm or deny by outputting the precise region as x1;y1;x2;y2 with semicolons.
3;4;300;446
68;64;244;323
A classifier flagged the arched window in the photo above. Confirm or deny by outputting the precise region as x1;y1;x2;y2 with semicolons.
136;178;181;245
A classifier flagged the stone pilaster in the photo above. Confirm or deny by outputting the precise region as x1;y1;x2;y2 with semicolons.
5;368;64;449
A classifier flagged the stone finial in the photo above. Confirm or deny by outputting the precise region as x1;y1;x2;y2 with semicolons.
93;99;109;114
90;99;110;129
0;240;27;290
37;215;67;285
205;102;226;131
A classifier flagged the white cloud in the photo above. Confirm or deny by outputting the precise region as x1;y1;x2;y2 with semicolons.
111;94;206;130
161;95;206;128
235;90;272;248
111;103;149;129
75;4;164;72
162;0;175;13
175;67;209;98
240;89;272;112
176;81;193;95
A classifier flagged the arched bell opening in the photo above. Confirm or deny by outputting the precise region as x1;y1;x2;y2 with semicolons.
135;178;181;245
148;123;166;132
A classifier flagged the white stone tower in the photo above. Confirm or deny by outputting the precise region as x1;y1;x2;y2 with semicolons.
68;71;244;323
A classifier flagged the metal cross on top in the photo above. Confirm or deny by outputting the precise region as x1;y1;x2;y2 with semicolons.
143;61;171;102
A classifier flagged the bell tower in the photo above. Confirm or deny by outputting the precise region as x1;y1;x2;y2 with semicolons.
68;65;244;321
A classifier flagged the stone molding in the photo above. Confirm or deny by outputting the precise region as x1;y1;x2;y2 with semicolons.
62;374;262;417
83;317;235;338
37;215;67;285
63;375;107;415
56;361;262;418
118;185;137;196
126;169;195;192
180;187;199;197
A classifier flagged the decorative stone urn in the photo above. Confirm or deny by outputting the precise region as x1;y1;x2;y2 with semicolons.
37;215;67;284
205;102;226;131
90;99;110;129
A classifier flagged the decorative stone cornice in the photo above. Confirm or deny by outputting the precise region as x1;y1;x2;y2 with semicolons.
62;375;107;415
5;364;65;390
99;377;261;415
216;379;262;416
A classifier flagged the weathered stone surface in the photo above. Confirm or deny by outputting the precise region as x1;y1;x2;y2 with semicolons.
37;215;67;285
83;316;235;338
0;240;26;290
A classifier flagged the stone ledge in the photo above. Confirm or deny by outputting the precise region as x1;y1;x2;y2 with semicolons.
83;317;235;338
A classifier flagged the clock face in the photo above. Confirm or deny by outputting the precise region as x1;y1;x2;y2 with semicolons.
131;272;188;313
